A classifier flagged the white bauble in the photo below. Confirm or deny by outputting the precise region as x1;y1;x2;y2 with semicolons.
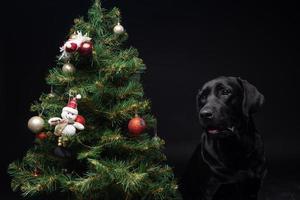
113;23;124;34
28;116;45;133
62;63;76;74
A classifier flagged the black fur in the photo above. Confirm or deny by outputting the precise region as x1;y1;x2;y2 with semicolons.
180;76;266;200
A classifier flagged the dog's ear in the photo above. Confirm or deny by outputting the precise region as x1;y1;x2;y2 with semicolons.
237;77;264;117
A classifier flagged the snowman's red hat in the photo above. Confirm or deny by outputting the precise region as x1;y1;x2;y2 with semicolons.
63;94;81;115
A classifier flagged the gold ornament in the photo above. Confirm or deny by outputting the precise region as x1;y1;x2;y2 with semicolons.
48;86;56;98
28;116;45;133
37;184;43;191
74;18;80;24
48;92;56;98
69;33;77;40
58;137;63;146
62;137;69;147
113;22;124;34
62;63;76;74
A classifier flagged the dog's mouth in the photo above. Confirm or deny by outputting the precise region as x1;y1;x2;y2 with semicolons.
206;126;235;134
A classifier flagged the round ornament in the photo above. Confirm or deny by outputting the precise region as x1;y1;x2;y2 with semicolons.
33;168;41;177
48;92;56;98
48;86;56;98
78;41;93;55
37;184;43;191
113;22;124;34
62;63;76;73
28;116;45;133
65;42;78;53
128;115;146;136
36;132;48;140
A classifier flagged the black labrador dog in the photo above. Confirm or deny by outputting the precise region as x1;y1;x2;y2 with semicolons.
181;76;267;200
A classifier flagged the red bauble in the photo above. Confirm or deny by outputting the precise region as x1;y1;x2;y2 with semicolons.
36;132;48;140
128;116;146;136
78;41;93;55
65;42;78;53
75;115;86;125
33;168;41;177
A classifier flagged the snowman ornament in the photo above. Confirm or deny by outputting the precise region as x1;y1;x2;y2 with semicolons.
48;94;84;136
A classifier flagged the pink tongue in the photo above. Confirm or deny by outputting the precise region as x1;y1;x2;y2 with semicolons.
208;129;219;134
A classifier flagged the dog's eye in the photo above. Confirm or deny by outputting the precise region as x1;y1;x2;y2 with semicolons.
200;94;207;101
222;89;232;95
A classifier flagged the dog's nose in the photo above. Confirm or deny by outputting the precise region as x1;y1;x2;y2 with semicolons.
200;109;213;119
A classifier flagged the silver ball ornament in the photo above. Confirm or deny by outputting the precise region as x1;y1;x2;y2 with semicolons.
62;63;76;74
113;23;124;34
28;116;45;133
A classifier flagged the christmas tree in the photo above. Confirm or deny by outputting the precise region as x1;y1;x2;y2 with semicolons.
8;1;180;199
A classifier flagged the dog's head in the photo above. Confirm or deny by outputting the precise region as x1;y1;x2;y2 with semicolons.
196;76;264;136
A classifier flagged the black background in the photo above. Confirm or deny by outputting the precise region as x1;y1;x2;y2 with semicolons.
1;0;300;199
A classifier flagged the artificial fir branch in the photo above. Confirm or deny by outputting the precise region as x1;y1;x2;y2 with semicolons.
115;81;144;100
47;68;75;85
105;99;150;122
